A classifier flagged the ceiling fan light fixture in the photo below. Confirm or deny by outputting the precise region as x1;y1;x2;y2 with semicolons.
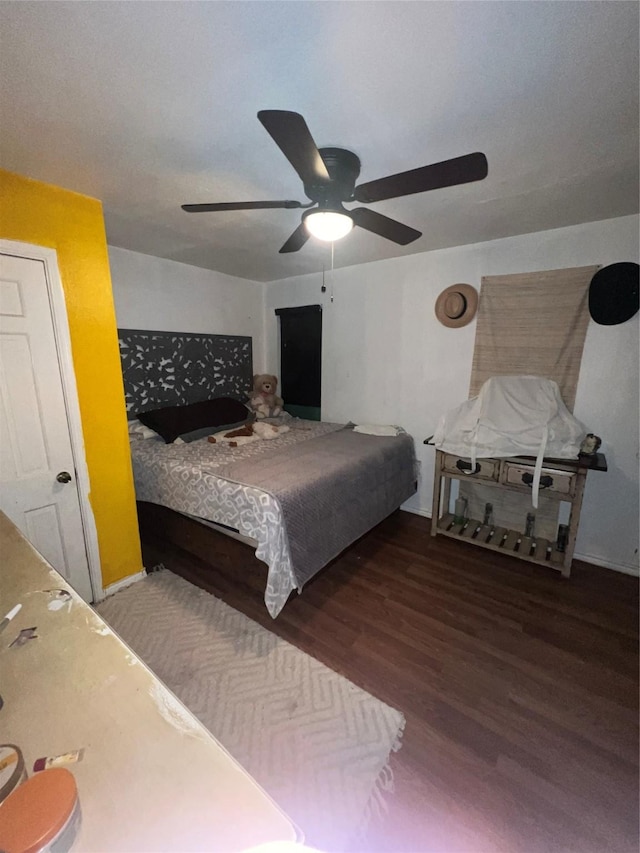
303;208;353;242
183;111;488;255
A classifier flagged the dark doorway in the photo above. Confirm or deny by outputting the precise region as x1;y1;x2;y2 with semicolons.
275;304;322;420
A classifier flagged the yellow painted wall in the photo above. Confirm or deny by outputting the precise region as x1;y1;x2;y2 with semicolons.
0;169;143;588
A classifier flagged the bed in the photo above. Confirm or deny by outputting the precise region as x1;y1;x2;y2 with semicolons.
129;416;416;616
118;328;417;616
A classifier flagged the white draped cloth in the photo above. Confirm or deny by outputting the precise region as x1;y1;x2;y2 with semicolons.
432;376;586;507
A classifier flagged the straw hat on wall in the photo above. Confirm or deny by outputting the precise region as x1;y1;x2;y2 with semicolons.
435;284;478;328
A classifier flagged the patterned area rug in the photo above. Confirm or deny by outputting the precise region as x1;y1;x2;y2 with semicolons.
96;571;404;850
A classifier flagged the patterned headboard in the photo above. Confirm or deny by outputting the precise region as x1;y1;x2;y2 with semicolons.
118;329;253;415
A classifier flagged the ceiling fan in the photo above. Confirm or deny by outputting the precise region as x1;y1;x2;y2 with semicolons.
182;110;488;254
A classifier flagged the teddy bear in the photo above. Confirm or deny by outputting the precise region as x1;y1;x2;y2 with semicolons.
247;374;284;419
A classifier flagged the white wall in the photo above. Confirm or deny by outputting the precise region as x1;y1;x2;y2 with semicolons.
264;215;640;575
108;246;266;370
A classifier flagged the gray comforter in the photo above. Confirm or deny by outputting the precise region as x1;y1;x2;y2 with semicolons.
131;419;417;615
216;427;417;589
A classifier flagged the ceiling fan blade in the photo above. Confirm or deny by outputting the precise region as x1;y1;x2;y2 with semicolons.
279;222;310;254
354;152;488;204
351;208;421;245
182;200;303;213
258;110;330;186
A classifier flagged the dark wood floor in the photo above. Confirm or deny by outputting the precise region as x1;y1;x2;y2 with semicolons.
137;504;639;853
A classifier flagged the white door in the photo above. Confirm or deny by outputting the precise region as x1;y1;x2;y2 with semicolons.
0;252;93;601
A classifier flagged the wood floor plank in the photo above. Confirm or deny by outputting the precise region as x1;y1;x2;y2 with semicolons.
136;503;638;853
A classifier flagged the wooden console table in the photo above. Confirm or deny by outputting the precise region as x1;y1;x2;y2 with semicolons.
429;448;607;577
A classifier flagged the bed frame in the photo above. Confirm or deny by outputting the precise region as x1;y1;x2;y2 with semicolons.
137;501;264;577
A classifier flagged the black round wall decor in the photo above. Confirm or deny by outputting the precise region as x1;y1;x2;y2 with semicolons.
588;262;639;326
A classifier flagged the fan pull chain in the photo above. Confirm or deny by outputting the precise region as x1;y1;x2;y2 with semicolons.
331;241;335;302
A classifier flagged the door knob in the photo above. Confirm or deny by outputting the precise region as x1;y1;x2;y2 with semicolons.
56;471;72;484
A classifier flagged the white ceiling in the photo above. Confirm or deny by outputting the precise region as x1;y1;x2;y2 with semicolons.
1;1;638;282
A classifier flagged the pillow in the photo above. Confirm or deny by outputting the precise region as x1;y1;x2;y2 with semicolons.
137;397;251;444
128;420;161;440
353;424;402;436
